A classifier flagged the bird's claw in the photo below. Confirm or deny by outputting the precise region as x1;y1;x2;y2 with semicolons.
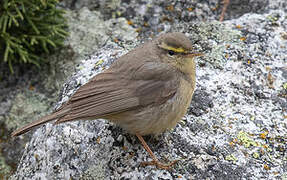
140;159;179;170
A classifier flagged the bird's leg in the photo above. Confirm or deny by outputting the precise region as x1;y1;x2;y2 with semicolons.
219;0;230;21
136;134;178;170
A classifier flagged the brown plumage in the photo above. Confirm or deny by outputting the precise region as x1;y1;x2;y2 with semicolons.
11;32;202;169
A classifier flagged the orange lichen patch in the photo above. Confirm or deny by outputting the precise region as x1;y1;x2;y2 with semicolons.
136;28;142;33
211;4;219;11
128;152;135;158
166;5;174;11
187;7;193;12
260;131;268;139
235;25;242;29
96;137;101;144
280;32;287;40
177;175;183;178
229;139;238;147
247;60;251;65
127;20;133;25
263;164;271;170
29;85;35;91
260;133;266;139
212;145;216;151
267;72;275;89
260;148;265;155
122;146;128;151
113;38;119;43
265;66;271;71
265;52;272;57
240;37;246;41
161;16;173;22
143;22;149;27
262;144;268;149
244;152;249;158
34;154;40;162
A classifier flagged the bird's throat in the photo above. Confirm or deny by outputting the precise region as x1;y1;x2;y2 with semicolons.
178;58;196;78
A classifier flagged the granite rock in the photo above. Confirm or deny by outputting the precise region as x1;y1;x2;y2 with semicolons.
8;1;287;180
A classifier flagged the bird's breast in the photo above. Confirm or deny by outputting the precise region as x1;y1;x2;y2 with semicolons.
112;77;195;136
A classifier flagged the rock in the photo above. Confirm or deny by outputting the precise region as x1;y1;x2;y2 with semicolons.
8;1;287;180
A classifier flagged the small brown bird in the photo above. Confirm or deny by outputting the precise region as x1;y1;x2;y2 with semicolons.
12;32;202;169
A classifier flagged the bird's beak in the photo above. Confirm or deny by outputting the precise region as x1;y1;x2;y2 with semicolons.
185;52;203;58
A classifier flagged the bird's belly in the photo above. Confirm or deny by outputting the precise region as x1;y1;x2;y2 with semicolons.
109;80;194;136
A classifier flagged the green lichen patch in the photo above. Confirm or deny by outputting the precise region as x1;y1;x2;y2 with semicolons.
6;91;52;130
237;131;259;148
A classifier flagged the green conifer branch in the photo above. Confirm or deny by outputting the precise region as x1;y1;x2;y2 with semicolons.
0;0;69;73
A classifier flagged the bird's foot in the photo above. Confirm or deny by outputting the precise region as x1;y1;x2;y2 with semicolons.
140;159;178;170
220;0;230;21
136;133;178;170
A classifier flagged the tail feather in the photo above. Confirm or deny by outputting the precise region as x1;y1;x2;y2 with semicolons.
11;107;70;137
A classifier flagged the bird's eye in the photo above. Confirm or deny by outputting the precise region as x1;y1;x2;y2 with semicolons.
168;50;175;56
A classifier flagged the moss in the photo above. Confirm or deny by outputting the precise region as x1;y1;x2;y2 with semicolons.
0;0;69;73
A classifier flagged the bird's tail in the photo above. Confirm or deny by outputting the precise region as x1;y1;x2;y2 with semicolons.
11;107;70;137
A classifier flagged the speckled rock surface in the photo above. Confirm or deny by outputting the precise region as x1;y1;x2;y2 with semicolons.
11;7;287;180
7;0;287;180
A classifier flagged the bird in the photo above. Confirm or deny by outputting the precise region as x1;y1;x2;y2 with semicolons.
12;32;202;169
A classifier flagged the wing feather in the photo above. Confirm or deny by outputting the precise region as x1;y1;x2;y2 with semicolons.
55;62;179;124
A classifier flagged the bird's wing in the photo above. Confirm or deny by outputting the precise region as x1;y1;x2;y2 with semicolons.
55;62;179;124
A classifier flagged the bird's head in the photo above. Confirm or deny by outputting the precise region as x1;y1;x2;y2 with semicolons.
156;32;202;75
